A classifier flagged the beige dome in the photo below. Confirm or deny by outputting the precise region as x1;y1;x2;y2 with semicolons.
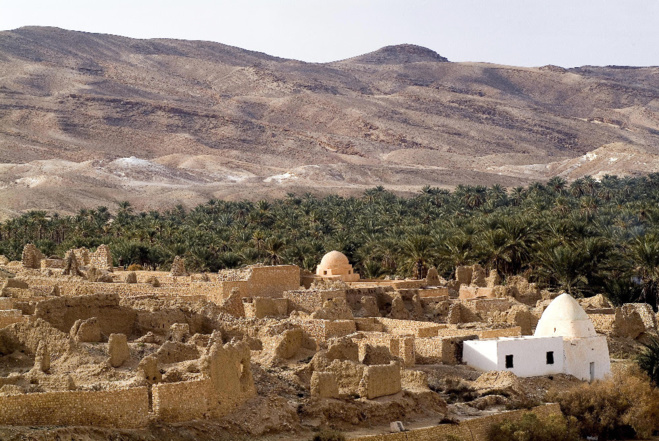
319;251;350;269
534;293;596;338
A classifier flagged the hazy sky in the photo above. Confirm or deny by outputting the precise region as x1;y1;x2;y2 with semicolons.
1;0;657;67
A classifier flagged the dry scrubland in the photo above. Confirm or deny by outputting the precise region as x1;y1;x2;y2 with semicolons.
0;27;658;218
0;243;658;440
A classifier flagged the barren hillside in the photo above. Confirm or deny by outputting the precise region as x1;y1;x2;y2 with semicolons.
0;27;658;217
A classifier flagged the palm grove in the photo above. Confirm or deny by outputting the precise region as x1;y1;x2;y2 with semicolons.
1;174;658;309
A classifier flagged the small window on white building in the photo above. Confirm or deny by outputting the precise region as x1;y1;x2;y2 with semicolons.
505;354;514;368
546;351;554;365
323;271;327;275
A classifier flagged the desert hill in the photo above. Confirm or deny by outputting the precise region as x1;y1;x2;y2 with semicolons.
0;26;658;217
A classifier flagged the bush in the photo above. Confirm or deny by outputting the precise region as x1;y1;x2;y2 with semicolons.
488;412;580;441
310;429;345;441
637;336;659;386
126;263;143;271
548;365;659;439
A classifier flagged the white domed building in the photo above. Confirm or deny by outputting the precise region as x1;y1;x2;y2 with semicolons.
463;293;611;381
316;251;360;282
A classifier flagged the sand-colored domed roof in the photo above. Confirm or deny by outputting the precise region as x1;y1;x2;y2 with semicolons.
534;293;596;338
319;250;350;269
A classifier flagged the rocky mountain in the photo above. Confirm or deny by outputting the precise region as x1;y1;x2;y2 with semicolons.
0;26;658;218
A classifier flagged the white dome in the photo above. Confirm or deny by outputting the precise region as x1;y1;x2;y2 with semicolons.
534;293;597;338
319;251;350;269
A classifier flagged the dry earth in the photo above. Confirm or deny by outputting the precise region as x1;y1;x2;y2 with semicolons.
0;27;658;218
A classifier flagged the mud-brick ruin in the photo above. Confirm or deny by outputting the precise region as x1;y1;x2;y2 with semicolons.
0;246;657;439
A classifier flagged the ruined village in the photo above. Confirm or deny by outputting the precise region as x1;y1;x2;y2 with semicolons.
0;243;657;440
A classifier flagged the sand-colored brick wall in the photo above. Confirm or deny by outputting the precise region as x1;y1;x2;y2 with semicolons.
417;288;449;298
40;258;65;269
359;362;401;399
243;297;289;318
436;326;521;339
376;318;446;337
153;378;215;422
212;265;300;302
589;313;616;334
284;289;346;313
298;319;357;341
348;403;561;440
0;387;149;428
0;309;26;328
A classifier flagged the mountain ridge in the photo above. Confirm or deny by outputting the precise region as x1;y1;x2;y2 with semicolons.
0;26;658;218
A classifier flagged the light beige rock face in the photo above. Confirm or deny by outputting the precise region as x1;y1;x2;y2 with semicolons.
108;333;129;367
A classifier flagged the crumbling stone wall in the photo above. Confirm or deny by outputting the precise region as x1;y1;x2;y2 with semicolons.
377;317;444;337
213;265;300;302
0;387;149;428
152;378;215;422
358;361;401;399
73;248;91;266
34;293;136;336
298;319;357;341
243;297;289;318
170;256;187;277
311;371;340;399
90;245;113;272
284;289;347;313
0;310;26;328
414;335;477;365
21;244;43;269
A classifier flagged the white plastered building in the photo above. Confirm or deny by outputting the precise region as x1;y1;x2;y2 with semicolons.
463;293;611;381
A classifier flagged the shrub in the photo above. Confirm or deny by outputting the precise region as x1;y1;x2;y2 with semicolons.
126;263;143;271
310;429;345;441
637;336;659;386
548;365;659;439
488;412;580;441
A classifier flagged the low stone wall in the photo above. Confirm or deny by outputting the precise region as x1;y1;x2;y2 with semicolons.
153;378;215;422
414;335;477;365
358;332;415;367
299;319;357;341
417;288;449;298
0;309;26;328
436;326;521;339
359;362;401;399
211;265;301;302
348;403;562;440
0;386;149;428
243;297;289;318
40;259;65;269
284;289;346;313
377;318;446;338
589;313;616;334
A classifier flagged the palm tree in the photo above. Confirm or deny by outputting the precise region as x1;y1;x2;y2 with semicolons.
637;336;659;385
629;234;659;309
